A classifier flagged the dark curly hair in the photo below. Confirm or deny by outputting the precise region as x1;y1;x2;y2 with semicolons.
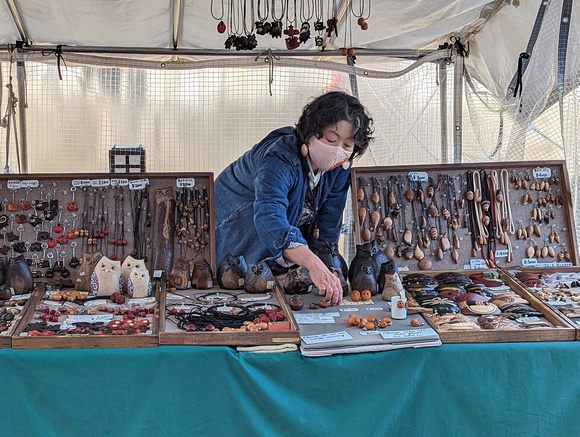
294;91;374;159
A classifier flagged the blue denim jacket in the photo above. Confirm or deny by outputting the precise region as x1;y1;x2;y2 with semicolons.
215;126;351;266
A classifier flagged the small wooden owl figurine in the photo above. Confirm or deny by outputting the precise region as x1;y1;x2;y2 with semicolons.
121;256;146;293
216;253;248;290
127;268;152;298
191;259;213;289
168;257;191;290
75;251;103;291
90;256;122;296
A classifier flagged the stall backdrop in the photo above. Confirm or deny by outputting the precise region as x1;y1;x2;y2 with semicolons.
0;0;578;258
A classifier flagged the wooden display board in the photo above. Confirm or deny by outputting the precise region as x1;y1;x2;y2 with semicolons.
0;288;37;348
350;161;578;271
159;280;301;346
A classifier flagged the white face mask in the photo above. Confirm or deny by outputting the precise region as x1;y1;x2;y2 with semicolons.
307;136;351;172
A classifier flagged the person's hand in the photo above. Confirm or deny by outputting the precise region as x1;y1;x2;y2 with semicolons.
282;245;343;305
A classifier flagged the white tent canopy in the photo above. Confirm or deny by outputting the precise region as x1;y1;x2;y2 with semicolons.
0;0;542;98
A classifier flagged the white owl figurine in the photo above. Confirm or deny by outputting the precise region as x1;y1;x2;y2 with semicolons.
91;256;122;296
127;268;152;298
121;256;146;293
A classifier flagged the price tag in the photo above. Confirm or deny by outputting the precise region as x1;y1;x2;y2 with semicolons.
522;258;538;266
238;278;245;287
20;180;39;188
7;180;21;189
294;313;337;324
111;178;129;187
216;305;234;313
131;297;156;305
12;293;31;300
59;323;77;330
495;249;509;258
469;259;488;269
380;327;438;339
72;179;91;187
516;316;541;323
239;293;272;302
129;179;150;190
84;299;109;307
408;171;428;182
365;307;383;311
339;308;359;312
266;281;274;290
67;314;113;323
166;293;184;300
153;270;163;278
532;167;551;178
301;331;353;344
91;179;111;187
360;330;381;336
176;178;196;188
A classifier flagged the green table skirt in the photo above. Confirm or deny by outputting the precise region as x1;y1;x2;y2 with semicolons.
2;342;579;437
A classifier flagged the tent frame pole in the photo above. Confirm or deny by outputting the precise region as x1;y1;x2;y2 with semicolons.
453;51;464;163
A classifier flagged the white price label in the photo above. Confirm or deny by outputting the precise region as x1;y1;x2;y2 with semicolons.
294;313;337;324
238;278;245;287
522;258;538;266
72;179;91;187
90;179;111;187
129;179;149;190
380;327;438;339
176;178;196;188
20;180;39;188
360;330;381;335
301;331;353;344
153;270;163;278
365;307;383;311
84;299;109;307
470;259;488;269
67;314;114;323
516;316;541;323
495;249;509;258
7;180;21;189
408;171;428;182
131;297;155;305
266;280;274;290
339;308;359;312
12;293;31;300
111;178;129;187
532;167;551;178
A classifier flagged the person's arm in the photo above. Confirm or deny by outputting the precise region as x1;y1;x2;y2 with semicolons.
282;245;343;305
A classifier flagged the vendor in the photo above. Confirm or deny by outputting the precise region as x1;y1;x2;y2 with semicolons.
215;91;373;304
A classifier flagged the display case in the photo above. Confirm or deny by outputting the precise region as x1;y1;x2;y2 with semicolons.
348;161;577;343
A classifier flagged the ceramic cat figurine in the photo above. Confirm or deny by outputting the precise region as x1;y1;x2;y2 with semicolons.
121;256;146;293
90;256;122;296
127;268;152;298
216;253;248;290
168;257;190;290
75;251;103;291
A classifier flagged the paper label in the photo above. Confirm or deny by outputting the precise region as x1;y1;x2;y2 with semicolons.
129;179;149;190
339;308;359;312
84;299;109;307
294;313;336;324
67;314;114;323
205;293;230;301
527;262;573;268
516;316;541;323
153;270;163;278
216;305;234;313
495;249;509;258
238;278;245;287
301;331;353;344
59;323;77;330
532;167;551;178
469;259;488;269
266;280;274;290
110;178;129;187
360;330;382;336
72;179;92;187
166;293;184;300
130;297;155;305
12;293;31;300
408;171;428;182
522;258;537;266
7;180;21;189
239;293;272;302
90;179;111;187
365;307;383;311
176;178;196;188
20;180;39;188
380;328;438;339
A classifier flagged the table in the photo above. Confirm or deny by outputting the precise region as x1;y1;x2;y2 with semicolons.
2;342;579;436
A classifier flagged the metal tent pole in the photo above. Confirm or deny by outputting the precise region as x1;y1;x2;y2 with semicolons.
16;60;27;173
439;60;448;163
453;51;464;163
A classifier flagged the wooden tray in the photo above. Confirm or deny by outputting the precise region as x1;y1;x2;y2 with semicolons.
503;266;580;340
159;281;300;346
350;161;577;271
404;269;575;343
12;282;160;349
0;287;38;348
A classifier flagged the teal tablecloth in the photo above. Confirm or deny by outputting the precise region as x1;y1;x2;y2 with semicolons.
2;342;579;437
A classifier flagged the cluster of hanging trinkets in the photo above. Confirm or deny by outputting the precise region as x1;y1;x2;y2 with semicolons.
210;0;370;51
